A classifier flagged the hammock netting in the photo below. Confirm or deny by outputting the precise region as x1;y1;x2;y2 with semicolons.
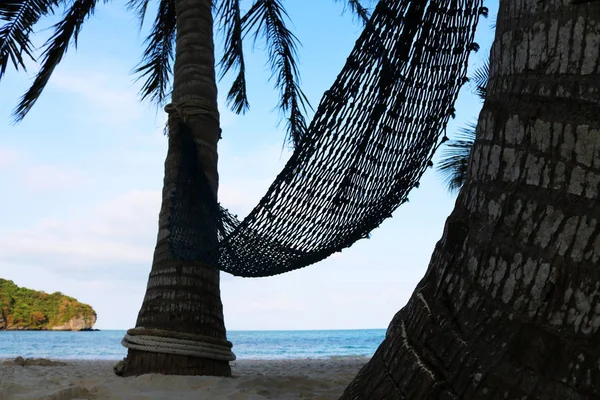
169;0;485;277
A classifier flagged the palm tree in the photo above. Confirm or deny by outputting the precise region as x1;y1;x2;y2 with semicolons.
0;0;373;377
341;1;600;398
436;59;488;194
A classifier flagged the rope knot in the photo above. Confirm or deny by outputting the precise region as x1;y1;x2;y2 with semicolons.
164;100;219;123
163;100;221;138
164;103;181;118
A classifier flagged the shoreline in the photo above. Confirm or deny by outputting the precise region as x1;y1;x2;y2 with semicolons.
1;357;367;399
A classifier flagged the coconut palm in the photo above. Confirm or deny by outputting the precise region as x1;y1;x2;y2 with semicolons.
436;59;488;193
0;0;373;377
342;2;600;398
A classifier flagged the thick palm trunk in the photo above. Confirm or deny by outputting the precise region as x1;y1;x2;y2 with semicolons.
342;1;600;398
121;0;231;377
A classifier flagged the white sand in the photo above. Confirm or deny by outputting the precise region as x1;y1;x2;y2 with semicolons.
0;357;366;400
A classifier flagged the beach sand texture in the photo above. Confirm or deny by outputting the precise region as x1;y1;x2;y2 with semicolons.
0;357;366;400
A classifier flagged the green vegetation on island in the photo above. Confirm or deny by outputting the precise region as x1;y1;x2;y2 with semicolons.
0;279;96;331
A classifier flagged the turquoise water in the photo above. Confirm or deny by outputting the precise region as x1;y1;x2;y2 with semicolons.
0;329;385;360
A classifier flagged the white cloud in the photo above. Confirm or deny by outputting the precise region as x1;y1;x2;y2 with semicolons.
0;176;280;272
0;231;150;266
244;296;308;313
218;142;291;216
0;190;160;271
50;71;143;124
0;147;19;169
218;179;273;216
49;68;240;130
221;278;411;331
23;165;87;192
0;136;291;274
93;190;161;240
0;147;89;193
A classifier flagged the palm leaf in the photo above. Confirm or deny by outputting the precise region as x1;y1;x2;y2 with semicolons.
437;57;489;193
333;0;371;24
436;122;476;194
126;0;151;29
0;0;60;79
242;0;310;147
12;0;98;122
471;57;489;100
133;0;175;106
217;0;249;114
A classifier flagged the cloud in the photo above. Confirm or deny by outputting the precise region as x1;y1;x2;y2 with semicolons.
0;231;149;267
221;278;412;331
0;176;279;275
218;179;274;216
0;147;88;193
0;147;19;169
0;134;292;278
218;142;291;216
93;190;161;240
0;190;160;276
244;295;308;313
50;71;143;124
49;67;240;130
23;165;87;192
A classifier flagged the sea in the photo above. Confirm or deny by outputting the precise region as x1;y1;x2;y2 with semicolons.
0;329;385;360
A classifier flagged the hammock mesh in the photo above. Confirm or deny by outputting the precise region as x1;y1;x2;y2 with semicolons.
169;0;485;277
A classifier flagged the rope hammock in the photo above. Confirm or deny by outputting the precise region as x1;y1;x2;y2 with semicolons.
168;0;485;278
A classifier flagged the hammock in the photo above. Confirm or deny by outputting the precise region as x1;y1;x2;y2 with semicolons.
168;0;485;277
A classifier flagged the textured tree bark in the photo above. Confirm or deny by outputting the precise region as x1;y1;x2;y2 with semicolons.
121;0;231;377
341;1;600;398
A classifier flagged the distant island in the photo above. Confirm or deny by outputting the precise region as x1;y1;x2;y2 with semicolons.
0;279;97;331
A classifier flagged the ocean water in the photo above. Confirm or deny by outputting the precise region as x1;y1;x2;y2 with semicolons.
0;329;385;360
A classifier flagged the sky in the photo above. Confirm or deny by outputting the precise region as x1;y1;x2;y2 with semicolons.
0;1;498;331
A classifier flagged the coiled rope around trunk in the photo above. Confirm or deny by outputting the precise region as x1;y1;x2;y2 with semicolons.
122;328;236;361
167;0;485;281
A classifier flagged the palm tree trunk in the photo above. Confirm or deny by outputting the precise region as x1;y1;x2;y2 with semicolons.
342;1;600;398
121;0;231;377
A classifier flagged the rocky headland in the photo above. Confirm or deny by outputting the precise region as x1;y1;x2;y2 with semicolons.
0;278;96;331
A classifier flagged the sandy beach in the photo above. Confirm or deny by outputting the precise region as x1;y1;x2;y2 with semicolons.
0;357;366;400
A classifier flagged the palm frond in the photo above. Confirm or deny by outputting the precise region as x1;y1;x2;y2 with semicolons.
242;0;309;147
12;0;98;122
471;57;489;100
436;122;476;193
133;0;175;105
0;0;60;79
126;0;151;29
333;0;371;24
217;0;249;114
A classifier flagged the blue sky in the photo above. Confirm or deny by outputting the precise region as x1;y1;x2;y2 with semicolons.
0;1;498;330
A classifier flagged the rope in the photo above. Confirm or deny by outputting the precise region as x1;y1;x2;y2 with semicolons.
163;100;221;139
121;327;236;361
164;100;220;123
